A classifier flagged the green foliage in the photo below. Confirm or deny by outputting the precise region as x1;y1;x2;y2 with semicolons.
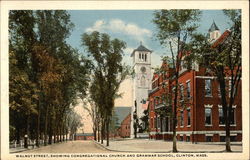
140;109;149;132
9;10;91;144
153;9;201;45
82;31;131;145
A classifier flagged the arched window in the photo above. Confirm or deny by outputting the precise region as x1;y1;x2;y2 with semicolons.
142;54;144;61
139;53;141;60
145;54;147;62
141;76;146;87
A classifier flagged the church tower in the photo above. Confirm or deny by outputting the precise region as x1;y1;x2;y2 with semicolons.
208;21;221;41
130;42;152;138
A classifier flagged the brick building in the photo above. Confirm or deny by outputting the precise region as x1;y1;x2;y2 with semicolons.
75;133;94;140
118;113;131;138
148;22;242;143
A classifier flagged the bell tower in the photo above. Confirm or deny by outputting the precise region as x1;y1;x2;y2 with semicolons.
208;20;221;41
130;42;152;138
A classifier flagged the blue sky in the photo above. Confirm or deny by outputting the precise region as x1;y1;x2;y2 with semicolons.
66;10;231;67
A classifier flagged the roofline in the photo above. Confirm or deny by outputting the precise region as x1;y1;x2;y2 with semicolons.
130;49;153;57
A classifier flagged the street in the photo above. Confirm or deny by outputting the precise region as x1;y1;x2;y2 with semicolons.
22;141;112;153
20;139;242;153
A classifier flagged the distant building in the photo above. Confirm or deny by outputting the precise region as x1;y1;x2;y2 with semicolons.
148;22;242;143
111;107;131;138
75;133;94;140
130;43;152;138
118;113;131;138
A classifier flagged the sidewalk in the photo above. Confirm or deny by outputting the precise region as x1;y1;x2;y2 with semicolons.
94;139;242;153
10;141;69;153
10;146;37;153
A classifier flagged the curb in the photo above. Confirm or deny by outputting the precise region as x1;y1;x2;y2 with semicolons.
10;141;70;154
92;140;242;153
92;140;117;152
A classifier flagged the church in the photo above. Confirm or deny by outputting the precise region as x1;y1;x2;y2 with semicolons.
130;42;152;138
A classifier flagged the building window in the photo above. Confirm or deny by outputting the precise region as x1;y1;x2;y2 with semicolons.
151;118;153;128
218;84;221;97
157;116;161;130
180;84;184;101
220;136;237;142
205;79;212;97
205;108;212;126
219;107;225;125
165;117;169;132
230;107;236;125
186;81;191;98
206;136;213;142
230;136;237;142
140;76;146;87
154;118;157;129
145;54;147;62
187;109;191;126
180;110;184;127
228;79;236;98
180;136;183;141
139;53;141;60
220;136;226;142
142;54;144;61
186;136;190;142
161;95;165;104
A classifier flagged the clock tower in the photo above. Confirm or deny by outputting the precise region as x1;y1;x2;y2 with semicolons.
130;43;152;138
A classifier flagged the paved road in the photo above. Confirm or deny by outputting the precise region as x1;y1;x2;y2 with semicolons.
100;139;242;153
22;141;112;153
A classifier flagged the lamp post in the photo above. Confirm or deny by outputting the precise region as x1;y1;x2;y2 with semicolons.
24;134;28;148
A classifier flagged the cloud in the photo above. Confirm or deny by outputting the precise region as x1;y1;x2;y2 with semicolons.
121;47;134;66
85;19;152;41
85;20;105;32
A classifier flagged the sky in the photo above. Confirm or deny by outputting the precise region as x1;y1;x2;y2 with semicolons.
66;10;231;68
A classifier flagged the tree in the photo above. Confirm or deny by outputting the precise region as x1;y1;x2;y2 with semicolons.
66;110;83;140
140;109;149;132
9;10;38;144
81;31;130;146
153;9;201;152
9;10;91;147
186;10;241;152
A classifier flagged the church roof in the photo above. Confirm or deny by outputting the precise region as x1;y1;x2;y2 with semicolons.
208;21;220;32
130;44;152;57
112;107;131;126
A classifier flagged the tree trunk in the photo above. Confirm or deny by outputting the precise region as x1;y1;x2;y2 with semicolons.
36;101;40;147
16;127;20;144
218;68;232;152
48;116;52;144
172;78;178;153
101;120;105;144
53;131;56;143
97;124;100;142
225;109;232;152
59;126;62;142
44;105;49;146
106;119;110;146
